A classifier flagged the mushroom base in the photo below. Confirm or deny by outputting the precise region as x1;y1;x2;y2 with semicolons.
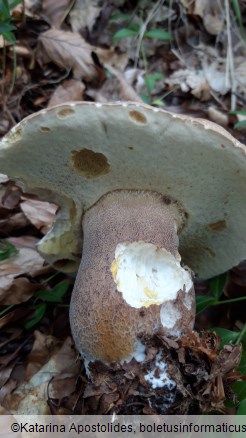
69;190;195;364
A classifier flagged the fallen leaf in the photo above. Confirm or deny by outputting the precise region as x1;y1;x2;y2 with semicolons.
0;277;38;305
38;29;105;81
3;337;80;414
208;107;229;127
7;236;40;250
106;65;143;102
0;247;45;301
42;0;75;29
69;2;101;33
0;213;30;234
24;331;59;381
21;197;58;234
1;183;22;210
48;79;85;107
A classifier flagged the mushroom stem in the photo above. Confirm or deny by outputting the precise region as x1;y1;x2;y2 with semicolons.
70;190;195;364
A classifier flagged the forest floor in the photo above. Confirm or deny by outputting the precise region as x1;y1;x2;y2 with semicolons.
0;0;246;415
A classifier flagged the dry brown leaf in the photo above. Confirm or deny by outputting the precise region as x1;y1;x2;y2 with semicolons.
0;278;38;305
48;79;85;107
69;1;101;33
235;61;246;90
38;29;126;81
0;379;18;404
0;307;31;330
1;183;22;210
208;107;229;127
42;0;75;29
3;337;80;414
0;212;30;234
38;29;101;80
25;331;59;381
181;0;224;35
20;197;58;234
0;247;44;300
166;60;231;97
106;66;143;103
194;0;224;35
7;236;40;250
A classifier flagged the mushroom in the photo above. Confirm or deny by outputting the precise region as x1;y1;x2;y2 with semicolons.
0;102;245;365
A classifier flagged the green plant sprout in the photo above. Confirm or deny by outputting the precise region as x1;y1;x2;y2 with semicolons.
0;0;22;43
196;273;246;313
0;239;18;261
230;110;246;129
25;279;70;329
231;0;246;40
1;0;23;98
111;6;171;106
196;271;246;414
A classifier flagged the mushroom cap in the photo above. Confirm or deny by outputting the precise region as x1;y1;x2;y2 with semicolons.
0;101;245;278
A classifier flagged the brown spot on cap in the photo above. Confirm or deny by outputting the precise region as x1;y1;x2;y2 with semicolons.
39;126;51;132
57;107;75;119
162;195;172;205
71;148;110;179
129;110;147;124
207;220;227;232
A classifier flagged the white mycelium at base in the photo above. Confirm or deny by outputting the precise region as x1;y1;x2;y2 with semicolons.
121;339;146;364
111;241;192;308
144;352;176;390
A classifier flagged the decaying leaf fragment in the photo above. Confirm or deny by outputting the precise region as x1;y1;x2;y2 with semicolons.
179;330;242;412
2;336;80;414
38;29;117;81
48;79;85;107
20;196;58;234
181;0;224;35
0;246;45;304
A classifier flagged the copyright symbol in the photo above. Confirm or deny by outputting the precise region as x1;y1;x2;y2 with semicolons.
11;423;20;433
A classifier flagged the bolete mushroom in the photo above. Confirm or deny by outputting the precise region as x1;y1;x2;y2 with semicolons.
0;102;245;365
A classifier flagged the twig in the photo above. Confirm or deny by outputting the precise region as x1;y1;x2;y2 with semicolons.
134;0;165;69
225;0;236;110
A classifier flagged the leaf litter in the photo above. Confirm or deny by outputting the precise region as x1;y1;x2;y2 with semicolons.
0;0;246;415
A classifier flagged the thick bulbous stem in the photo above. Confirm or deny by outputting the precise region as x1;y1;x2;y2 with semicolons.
69;190;195;364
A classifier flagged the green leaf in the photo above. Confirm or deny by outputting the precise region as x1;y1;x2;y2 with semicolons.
0;21;16;32
231;0;245;36
9;0;23;10
231;381;246;402
234;120;246;129
110;13;131;21
144;72;164;94
236;398;246;415
211;327;239;348
35;280;70;303
2;30;16;42
144;28;172;41
208;272;227;300
196;295;217;313
113;23;140;40
139;93;151;104
238;348;246;374
152;98;164;106
230;110;246;115
25;302;47;329
0;239;18;261
0;0;10;18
